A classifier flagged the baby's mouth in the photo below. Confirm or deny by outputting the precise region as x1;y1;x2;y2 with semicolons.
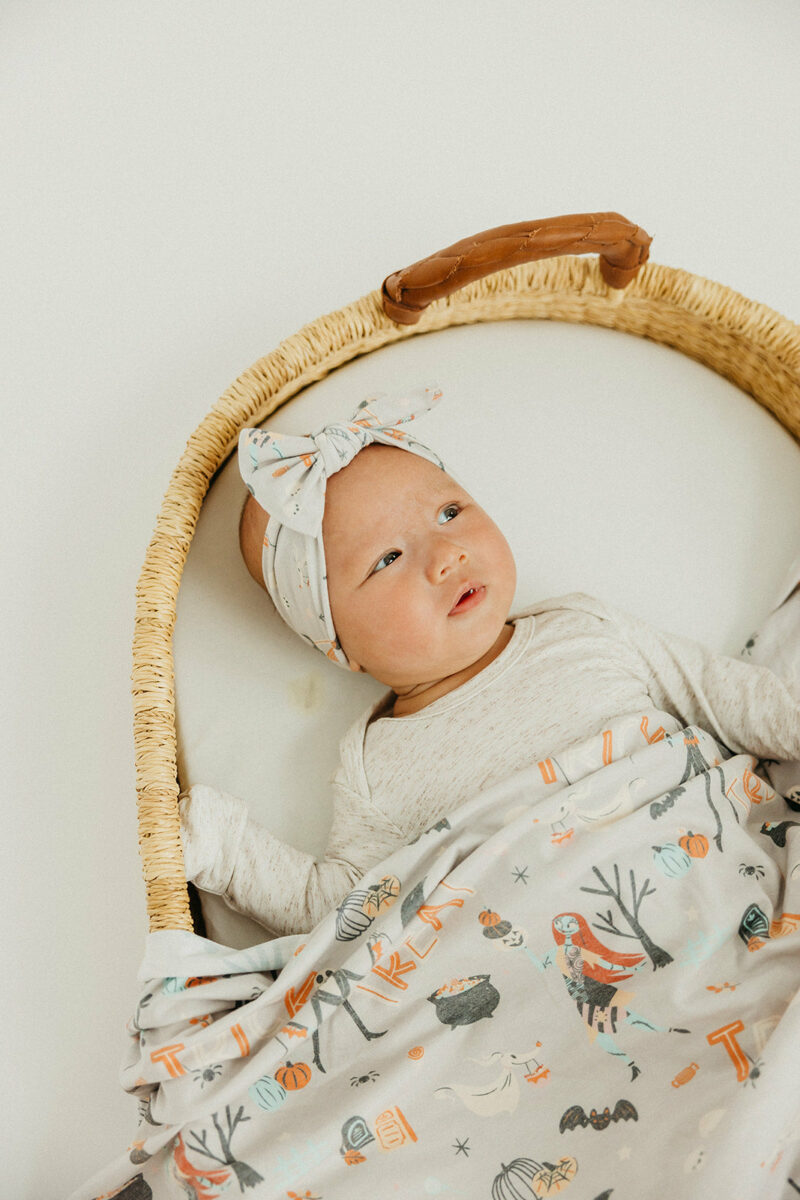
449;584;485;615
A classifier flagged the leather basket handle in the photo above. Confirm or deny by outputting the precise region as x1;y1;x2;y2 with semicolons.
381;211;652;325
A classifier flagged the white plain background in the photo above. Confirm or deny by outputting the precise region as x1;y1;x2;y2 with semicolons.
3;3;799;1195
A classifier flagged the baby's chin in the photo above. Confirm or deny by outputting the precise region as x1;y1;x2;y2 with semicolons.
374;621;513;693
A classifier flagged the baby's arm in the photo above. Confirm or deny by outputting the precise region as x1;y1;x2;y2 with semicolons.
602;598;800;762
179;775;407;938
179;784;364;937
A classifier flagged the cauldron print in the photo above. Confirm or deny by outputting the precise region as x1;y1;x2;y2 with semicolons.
427;974;500;1029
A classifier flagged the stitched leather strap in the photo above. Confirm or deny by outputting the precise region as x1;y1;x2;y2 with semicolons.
381;211;652;325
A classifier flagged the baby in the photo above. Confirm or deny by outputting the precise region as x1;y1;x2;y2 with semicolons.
179;383;800;938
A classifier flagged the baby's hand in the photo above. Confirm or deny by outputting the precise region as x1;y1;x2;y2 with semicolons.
178;783;246;888
178;787;212;882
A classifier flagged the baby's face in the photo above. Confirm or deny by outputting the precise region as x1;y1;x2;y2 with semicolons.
322;444;517;689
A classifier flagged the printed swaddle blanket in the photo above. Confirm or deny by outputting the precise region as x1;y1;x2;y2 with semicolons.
71;699;800;1200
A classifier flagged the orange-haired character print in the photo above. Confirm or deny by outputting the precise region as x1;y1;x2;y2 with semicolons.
527;912;688;1080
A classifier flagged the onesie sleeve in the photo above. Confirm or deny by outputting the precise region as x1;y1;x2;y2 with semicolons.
594;597;800;762
178;764;408;937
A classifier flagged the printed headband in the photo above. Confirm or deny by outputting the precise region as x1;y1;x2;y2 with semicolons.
238;383;446;669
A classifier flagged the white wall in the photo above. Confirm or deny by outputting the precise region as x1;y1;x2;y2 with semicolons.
3;2;799;1195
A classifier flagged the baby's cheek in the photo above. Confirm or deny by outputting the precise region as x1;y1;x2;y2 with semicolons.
351;593;399;644
381;596;435;652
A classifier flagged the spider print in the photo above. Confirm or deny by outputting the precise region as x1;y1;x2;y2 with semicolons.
350;1070;380;1087
739;863;765;879
742;1053;764;1088
192;1063;223;1088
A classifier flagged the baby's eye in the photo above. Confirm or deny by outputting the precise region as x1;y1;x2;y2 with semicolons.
372;549;401;574
370;503;462;576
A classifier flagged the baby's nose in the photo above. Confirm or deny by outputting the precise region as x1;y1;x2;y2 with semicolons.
430;541;467;580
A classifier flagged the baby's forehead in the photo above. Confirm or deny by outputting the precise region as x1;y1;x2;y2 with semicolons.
331;443;463;499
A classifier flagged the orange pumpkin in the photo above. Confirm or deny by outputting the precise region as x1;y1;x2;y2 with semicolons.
479;909;501;926
275;1060;312;1091
679;831;709;859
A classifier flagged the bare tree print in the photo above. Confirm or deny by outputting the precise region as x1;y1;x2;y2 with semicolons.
185;1105;263;1191
581;863;673;969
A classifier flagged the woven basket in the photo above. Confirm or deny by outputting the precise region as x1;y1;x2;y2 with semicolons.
132;212;800;933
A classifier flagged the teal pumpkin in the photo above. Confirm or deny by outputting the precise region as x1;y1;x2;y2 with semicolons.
248;1074;287;1112
652;843;691;878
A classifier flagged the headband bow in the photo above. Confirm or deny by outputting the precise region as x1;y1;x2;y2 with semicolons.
238;383;446;669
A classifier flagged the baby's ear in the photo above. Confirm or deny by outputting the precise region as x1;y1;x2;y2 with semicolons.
239;493;270;588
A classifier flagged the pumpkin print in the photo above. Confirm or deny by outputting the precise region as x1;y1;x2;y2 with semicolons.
335;889;374;941
492;1157;542;1199
275;1060;312;1091
652;842;691;878
248;1074;287;1112
679;831;709;858
480;909;502;926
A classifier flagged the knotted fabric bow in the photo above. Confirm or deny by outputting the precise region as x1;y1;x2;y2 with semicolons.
238;383;447;669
